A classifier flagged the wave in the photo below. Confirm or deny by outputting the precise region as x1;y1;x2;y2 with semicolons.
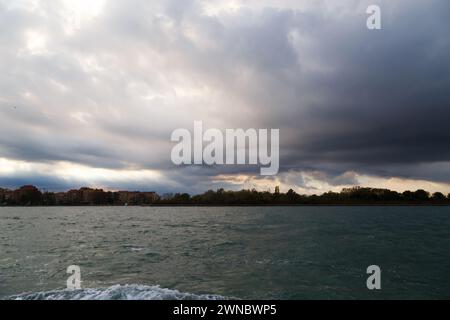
9;284;228;300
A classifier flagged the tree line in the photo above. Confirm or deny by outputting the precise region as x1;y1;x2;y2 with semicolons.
1;185;450;206
160;186;450;205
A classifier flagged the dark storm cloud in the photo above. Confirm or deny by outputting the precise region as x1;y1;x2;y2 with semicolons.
276;0;450;182
1;0;450;191
0;174;72;191
208;0;450;183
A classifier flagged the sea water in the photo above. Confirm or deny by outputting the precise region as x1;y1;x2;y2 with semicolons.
1;206;449;300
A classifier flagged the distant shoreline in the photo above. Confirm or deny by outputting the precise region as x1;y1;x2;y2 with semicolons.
2;185;449;207
2;203;450;208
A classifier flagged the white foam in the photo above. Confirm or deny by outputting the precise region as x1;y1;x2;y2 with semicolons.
9;284;228;300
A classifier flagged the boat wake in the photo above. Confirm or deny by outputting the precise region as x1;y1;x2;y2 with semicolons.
9;284;228;300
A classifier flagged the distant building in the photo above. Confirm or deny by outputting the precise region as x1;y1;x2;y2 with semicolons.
116;191;158;205
67;189;80;203
55;192;69;205
77;188;106;205
0;185;159;206
12;185;42;205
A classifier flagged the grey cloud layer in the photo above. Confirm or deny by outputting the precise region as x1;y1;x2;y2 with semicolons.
1;0;449;190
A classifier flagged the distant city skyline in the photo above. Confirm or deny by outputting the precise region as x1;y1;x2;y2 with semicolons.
1;0;450;195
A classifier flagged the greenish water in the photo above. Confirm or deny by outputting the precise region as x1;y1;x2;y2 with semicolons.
0;206;449;299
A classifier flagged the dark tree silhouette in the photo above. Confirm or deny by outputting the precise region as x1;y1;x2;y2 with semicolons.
432;192;446;201
1;185;449;206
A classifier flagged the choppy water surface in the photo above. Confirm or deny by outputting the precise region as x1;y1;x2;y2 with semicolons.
1;206;449;299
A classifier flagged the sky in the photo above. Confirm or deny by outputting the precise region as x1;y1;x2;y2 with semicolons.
1;0;450;195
